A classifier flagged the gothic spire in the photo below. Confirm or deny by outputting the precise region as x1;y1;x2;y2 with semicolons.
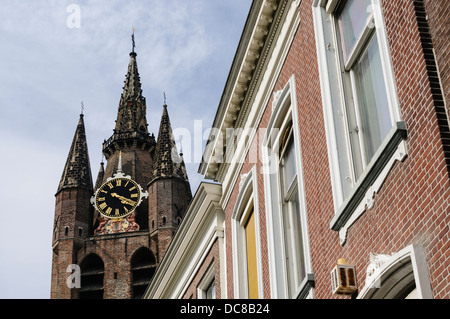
57;113;93;194
94;161;105;190
102;33;155;161
119;50;142;105
113;31;148;135
150;104;189;183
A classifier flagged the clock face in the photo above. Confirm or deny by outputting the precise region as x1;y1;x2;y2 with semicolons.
95;177;141;218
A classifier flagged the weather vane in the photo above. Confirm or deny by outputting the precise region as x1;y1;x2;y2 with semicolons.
132;26;136;53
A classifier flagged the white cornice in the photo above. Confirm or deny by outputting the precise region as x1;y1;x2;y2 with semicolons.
143;182;223;299
199;0;281;180
202;0;302;211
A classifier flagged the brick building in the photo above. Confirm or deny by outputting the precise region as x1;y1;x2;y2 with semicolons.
51;44;192;299
144;0;449;299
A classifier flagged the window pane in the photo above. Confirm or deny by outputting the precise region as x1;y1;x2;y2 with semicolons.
354;35;391;162
337;0;371;61
206;280;215;299
283;191;305;297
281;138;296;193
245;210;259;299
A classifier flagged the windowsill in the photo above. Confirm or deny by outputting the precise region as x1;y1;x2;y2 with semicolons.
330;122;408;243
294;273;315;299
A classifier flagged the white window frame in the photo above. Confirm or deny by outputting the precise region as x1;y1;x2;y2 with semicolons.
313;0;408;244
359;245;433;299
197;263;216;299
262;75;314;299
231;166;263;299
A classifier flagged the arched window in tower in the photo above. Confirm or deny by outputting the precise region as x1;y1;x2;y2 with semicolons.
79;253;104;299
131;247;156;299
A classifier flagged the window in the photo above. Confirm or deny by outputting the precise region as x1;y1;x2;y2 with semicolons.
206;280;216;299
244;207;259;299
334;0;392;181
197;263;216;299
313;0;407;243
79;254;104;299
359;245;433;299
279;125;306;294
262;76;313;299
131;248;156;299
232;166;262;298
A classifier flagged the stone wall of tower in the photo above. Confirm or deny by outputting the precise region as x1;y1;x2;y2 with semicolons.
74;232;152;299
51;240;79;299
148;178;192;263
51;188;93;299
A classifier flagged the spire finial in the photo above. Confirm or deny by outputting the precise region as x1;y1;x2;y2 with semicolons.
117;151;123;174
81;101;84;115
163;91;167;105
131;26;136;53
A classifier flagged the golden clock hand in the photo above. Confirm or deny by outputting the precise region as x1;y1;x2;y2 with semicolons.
112;193;128;201
111;193;137;206
121;198;137;205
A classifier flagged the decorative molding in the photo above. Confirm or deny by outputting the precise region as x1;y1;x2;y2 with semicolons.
272;89;283;113
331;122;408;245
239;172;249;192
214;0;302;210
142;183;223;299
338;138;407;245
365;253;392;288
200;0;291;181
359;245;434;299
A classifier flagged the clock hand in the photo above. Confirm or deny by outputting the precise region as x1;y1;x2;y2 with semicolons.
111;193;137;206
121;198;137;205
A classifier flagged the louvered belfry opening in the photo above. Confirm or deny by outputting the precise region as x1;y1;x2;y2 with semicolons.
131;248;156;299
79;254;104;299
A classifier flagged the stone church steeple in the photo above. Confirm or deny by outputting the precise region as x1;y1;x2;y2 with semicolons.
148;103;192;261
114;50;149;136
57;113;93;194
51;34;192;299
51;113;94;299
99;40;156;230
150;104;189;183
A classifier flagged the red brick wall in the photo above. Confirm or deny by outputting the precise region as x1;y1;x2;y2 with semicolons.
51;188;93;299
182;240;221;299
77;233;150;299
148;178;192;263
223;0;449;299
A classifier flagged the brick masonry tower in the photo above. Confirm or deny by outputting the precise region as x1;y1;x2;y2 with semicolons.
51;113;94;299
50;36;192;299
148;104;192;262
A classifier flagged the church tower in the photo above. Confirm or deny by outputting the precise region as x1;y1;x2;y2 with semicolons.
51;113;94;299
148;103;192;261
51;34;192;299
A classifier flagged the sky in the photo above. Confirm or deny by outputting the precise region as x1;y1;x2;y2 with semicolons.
0;0;252;299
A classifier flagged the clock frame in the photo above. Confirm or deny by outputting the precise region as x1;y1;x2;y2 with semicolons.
95;177;142;218
91;159;148;220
